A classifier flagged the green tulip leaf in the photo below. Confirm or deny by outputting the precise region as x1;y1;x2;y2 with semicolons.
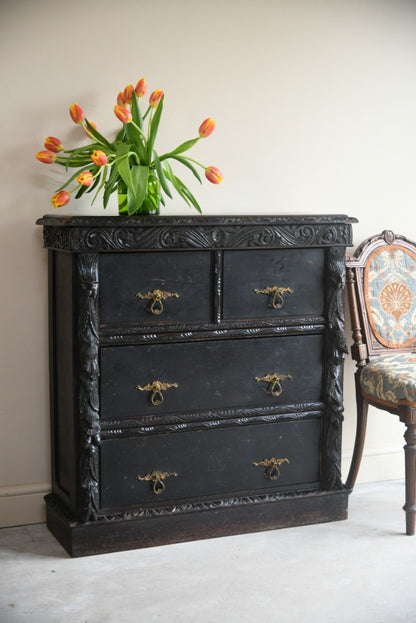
131;91;144;131
125;123;146;164
115;143;135;194
103;164;121;208
146;96;164;162
162;137;200;158
164;163;202;213
85;119;113;149
168;155;202;183
153;151;173;198
127;165;149;214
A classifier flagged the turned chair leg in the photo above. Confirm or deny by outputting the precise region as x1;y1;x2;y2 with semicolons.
403;422;416;536
346;374;368;489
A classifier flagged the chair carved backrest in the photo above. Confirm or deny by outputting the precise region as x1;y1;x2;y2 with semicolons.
347;230;416;368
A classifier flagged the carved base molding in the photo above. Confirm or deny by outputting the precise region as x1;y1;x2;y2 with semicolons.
45;488;350;557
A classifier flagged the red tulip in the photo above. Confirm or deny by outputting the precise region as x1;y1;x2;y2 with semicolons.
91;150;108;166
44;136;63;152
149;89;164;108
36;150;56;164
199;118;215;138
114;105;132;124
50;190;70;208
117;91;125;106
205;166;223;184
135;78;147;98
77;171;94;186
69;103;85;124
123;84;134;104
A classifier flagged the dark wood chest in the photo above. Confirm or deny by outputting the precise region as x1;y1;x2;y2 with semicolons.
38;214;355;557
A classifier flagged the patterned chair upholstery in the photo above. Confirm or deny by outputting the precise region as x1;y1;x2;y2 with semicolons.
346;230;416;535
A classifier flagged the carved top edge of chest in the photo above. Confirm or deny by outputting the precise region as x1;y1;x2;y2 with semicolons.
37;214;357;252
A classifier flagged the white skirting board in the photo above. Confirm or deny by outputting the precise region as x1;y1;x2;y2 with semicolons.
342;447;404;485
0;484;49;528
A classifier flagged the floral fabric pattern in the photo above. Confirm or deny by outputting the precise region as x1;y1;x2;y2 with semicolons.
361;353;416;407
364;246;416;348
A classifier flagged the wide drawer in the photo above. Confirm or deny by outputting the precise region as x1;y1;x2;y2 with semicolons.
100;419;322;509
222;249;325;320
100;334;323;419
99;251;212;326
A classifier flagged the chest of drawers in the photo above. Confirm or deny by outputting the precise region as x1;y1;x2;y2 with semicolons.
38;214;355;557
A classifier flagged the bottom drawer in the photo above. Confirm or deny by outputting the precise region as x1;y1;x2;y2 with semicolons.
100;419;322;510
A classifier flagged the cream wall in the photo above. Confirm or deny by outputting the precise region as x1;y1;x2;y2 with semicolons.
1;0;416;527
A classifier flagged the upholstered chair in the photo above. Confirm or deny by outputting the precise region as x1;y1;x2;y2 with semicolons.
346;230;416;535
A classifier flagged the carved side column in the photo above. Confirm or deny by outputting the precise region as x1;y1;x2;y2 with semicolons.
77;254;100;522
323;246;348;490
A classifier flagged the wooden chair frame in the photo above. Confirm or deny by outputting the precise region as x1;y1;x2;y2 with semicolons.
346;230;416;535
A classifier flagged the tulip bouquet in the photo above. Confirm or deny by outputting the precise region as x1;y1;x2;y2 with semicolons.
36;78;223;215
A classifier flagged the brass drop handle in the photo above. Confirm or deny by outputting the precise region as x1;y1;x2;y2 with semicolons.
253;457;290;480
136;380;178;405
254;286;293;309
254;373;292;397
136;470;178;495
136;288;180;315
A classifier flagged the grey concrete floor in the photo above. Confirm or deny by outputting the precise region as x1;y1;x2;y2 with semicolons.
0;480;415;623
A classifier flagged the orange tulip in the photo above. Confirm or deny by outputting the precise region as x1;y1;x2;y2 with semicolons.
117;91;125;106
69;103;85;124
123;84;134;104
199;118;215;138
77;171;94;186
51;190;70;208
135;78;147;98
114;105;132;124
36;150;56;164
205;166;223;184
149;89;164;108
91;150;108;166
44;136;63;152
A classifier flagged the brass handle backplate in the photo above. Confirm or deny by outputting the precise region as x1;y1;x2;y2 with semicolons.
136;288;180;315
254;373;292;397
136;470;178;495
253;457;290;480
136;380;178;405
254;286;293;309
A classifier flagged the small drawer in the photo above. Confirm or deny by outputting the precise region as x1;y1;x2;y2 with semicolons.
100;334;323;420
222;249;325;320
99;419;322;509
99;251;212;327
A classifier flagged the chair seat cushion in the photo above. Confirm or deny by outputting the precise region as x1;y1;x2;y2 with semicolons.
361;353;416;407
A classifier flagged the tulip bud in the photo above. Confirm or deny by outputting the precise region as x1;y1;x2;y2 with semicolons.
135;78;147;98
77;171;94;186
91;150;108;166
36;150;56;164
205;166;223;184
149;89;164;108
199;118;215;138
123;84;134;104
51;190;70;208
69;103;85;124
117;91;125;106
114;105;132;124
44;136;63;152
